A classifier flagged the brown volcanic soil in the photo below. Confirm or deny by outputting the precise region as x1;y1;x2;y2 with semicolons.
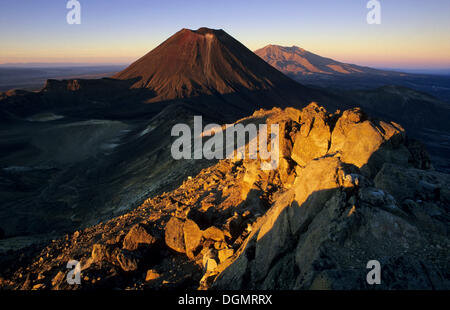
114;28;303;102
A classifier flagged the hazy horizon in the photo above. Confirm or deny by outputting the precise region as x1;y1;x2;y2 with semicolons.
1;61;450;76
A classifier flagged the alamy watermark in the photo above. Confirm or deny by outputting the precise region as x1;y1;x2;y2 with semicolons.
66;1;379;26
171;116;279;170
63;258;380;286
66;260;81;284
366;260;381;285
367;0;381;24
66;0;81;25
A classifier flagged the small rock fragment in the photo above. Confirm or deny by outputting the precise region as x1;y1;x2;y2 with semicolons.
123;223;157;251
218;249;234;263
145;269;161;282
203;226;225;242
116;250;139;272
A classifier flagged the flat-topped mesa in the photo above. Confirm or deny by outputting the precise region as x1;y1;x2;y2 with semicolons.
113;27;297;101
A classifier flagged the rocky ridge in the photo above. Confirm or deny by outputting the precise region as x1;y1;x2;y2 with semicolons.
0;103;448;290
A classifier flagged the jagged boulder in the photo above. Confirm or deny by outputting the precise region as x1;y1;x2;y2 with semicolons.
332;117;407;177
203;226;225;242
91;244;118;263
183;219;202;258
218;248;234;263
122;223;158;251
116;250;140;272
164;217;186;253
329;107;367;152
286;103;411;178
202;249;219;273
291;103;331;166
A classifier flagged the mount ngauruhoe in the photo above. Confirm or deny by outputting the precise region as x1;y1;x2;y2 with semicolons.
114;28;302;101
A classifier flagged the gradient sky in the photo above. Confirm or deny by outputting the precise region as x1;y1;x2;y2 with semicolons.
0;0;449;68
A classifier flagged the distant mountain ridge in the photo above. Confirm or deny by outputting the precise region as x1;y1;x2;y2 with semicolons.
254;44;406;77
254;44;450;105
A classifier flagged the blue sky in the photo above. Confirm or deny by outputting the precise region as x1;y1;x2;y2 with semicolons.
0;0;449;68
